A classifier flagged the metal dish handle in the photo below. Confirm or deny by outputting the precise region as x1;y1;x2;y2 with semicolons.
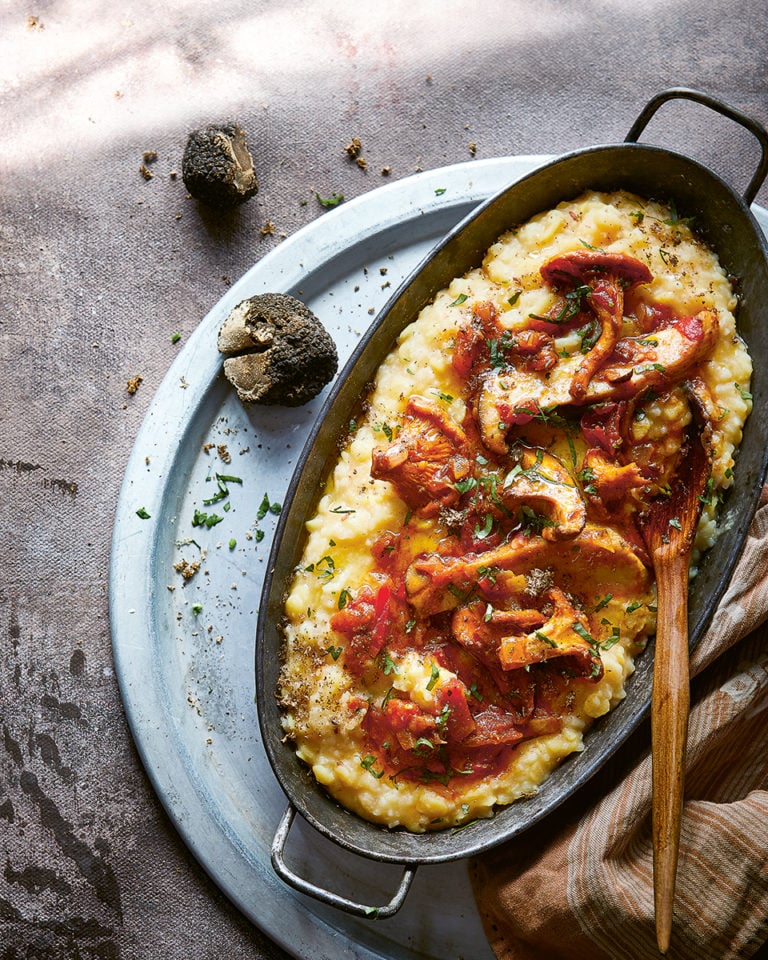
625;87;768;205
271;804;417;918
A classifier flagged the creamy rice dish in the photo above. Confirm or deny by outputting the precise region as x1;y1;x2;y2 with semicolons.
278;190;752;832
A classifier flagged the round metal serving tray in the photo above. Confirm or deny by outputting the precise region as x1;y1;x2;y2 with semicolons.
111;115;768;959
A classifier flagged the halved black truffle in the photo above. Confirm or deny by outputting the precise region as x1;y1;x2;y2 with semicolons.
182;122;258;209
218;293;338;406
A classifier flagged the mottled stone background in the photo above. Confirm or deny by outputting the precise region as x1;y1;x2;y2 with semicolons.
1;1;766;958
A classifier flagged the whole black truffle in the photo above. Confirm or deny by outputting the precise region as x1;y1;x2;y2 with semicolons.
182;122;258;209
218;293;338;406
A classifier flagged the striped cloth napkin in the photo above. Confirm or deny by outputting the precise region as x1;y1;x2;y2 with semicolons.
471;490;768;960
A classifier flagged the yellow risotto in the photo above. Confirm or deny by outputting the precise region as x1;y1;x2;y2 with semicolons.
278;190;752;832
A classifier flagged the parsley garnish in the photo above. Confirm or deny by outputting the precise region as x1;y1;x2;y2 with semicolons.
426;663;440;691
136;507;151;519
360;754;384;778
192;508;223;529
571;621;596;645
449;293;469;307
432;389;454;403
316;191;344;208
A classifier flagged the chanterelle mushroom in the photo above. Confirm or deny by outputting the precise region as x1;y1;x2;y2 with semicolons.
540;250;653;401
502;446;586;540
218;293;338;406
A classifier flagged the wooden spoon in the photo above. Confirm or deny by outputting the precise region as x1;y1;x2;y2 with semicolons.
640;388;713;954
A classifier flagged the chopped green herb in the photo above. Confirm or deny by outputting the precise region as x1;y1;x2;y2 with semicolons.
469;683;483;702
474;514;494;540
382;650;399;675
735;383;753;401
432;389;454;403
192;508;223;529
327;645;343;660
375;422;393;441
330;505;355;514
360;754;384;778
535;631;557;647
136;507;151;519
571;621;596;645
192;603;203;616
455;476;478;494
435;187;447;196
507;290;522;307
316;191;344;208
594;593;613;612
171;332;181;344
449;293;469;307
405;619;416;634
519;505;556;536
669;517;682;530
426;663;440;691
255;529;265;543
316;555;335;581
625;600;643;613
337;588;351;609
228;538;237;550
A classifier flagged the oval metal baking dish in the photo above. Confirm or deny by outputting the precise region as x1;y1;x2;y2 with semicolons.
256;88;768;917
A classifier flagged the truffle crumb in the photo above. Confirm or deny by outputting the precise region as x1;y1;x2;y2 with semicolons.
174;558;201;580
139;164;153;181
143;150;158;164
182;122;258;209
218;293;338;406
126;374;143;394
259;220;275;236
344;137;362;159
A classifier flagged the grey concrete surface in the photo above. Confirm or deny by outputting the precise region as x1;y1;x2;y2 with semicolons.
1;1;767;957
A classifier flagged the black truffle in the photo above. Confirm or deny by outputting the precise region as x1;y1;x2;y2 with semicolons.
182;122;258;209
218;293;338;406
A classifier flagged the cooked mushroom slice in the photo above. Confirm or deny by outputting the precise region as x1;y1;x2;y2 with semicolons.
405;523;651;615
502;446;586;540
581;447;647;503
475;308;719;454
592;309;720;397
370;395;472;515
498;587;602;679
540;251;653;402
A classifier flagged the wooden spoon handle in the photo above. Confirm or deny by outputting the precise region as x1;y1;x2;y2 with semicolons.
652;551;691;954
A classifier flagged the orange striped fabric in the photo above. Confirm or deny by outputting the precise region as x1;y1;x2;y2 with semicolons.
471;493;768;960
